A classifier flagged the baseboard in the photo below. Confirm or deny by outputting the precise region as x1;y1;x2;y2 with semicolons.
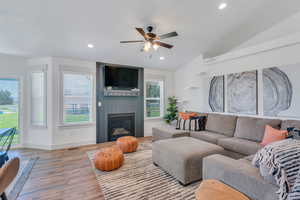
23;143;52;150
22;140;96;150
50;140;96;150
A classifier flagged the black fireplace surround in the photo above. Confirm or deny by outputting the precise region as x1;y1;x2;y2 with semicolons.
96;63;144;143
107;113;135;141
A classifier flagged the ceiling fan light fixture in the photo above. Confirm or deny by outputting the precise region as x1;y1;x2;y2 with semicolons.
153;43;159;51
218;3;227;10
87;43;94;48
121;27;178;52
143;41;152;52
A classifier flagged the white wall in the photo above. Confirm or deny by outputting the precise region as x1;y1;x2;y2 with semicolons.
144;68;174;110
175;35;300;118
143;68;174;137
26;57;53;149
51;57;96;149
0;54;175;148
26;57;97;150
174;54;209;112
236;12;300;50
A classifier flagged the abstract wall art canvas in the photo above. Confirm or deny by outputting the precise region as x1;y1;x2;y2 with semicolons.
207;64;300;118
209;76;224;112
227;70;257;115
263;64;299;118
263;67;292;116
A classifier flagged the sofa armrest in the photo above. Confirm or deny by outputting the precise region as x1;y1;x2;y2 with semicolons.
203;154;278;200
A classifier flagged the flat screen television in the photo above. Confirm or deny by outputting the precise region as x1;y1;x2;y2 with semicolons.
104;66;139;89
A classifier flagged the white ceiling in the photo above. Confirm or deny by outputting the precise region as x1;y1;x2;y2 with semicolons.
236;12;300;50
1;0;300;69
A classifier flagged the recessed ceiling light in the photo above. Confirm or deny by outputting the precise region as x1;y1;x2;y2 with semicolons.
218;3;227;10
160;56;165;60
88;44;94;48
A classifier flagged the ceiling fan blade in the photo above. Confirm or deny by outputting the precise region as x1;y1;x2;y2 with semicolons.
136;27;147;39
154;41;173;49
158;32;178;40
120;40;144;43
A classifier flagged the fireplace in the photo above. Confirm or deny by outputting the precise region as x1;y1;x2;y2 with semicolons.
107;113;135;141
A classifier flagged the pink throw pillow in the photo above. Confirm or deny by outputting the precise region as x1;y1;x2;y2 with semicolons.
261;125;288;146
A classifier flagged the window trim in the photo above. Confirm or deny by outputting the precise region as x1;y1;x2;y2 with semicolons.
29;67;47;128
0;76;22;147
59;66;95;127
144;79;164;119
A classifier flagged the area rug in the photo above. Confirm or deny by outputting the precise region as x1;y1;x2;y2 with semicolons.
87;142;199;200
7;157;39;200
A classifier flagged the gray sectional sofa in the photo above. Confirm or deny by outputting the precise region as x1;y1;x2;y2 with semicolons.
152;113;300;200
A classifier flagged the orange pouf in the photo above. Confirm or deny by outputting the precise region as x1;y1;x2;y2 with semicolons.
94;146;124;171
116;136;139;153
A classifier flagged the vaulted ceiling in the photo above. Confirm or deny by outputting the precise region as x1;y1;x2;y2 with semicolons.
1;0;300;69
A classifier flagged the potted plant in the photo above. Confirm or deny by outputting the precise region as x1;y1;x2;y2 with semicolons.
164;96;178;124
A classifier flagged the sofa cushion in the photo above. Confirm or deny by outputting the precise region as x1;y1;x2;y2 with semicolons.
191;131;230;144
240;155;255;163
152;137;224;185
218;138;261;156
205;114;237;137
281;120;300;130
203;154;279;200
234;117;281;142
152;126;189;141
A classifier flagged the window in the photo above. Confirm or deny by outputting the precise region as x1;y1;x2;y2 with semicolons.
145;80;164;118
31;71;46;126
62;73;93;124
0;78;20;144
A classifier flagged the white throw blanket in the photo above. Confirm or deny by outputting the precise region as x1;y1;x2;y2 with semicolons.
252;139;300;200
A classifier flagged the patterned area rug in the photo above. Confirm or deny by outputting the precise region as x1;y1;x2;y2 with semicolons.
87;142;199;200
7;157;39;200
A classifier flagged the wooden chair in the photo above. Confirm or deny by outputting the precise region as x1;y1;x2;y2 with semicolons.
0;157;20;200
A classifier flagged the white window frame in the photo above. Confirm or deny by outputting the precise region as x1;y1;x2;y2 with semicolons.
59;66;95;126
29;66;47;128
144;79;164;119
0;76;22;147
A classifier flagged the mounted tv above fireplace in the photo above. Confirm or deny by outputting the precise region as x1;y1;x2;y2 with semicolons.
104;66;138;90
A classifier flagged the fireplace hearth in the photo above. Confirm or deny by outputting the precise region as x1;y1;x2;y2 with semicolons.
108;113;135;141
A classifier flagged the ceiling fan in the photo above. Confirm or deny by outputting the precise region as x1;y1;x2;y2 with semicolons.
120;26;178;52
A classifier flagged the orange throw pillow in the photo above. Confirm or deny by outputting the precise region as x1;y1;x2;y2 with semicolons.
261;125;288;146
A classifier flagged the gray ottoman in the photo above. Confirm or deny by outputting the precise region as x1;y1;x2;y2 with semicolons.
152;126;189;142
152;137;224;185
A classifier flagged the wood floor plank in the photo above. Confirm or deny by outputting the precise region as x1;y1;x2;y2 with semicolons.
10;137;151;200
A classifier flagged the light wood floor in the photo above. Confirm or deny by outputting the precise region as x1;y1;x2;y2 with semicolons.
10;137;152;200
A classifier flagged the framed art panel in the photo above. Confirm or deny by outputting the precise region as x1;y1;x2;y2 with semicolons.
227;70;258;115
263;65;299;118
209;75;224;112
